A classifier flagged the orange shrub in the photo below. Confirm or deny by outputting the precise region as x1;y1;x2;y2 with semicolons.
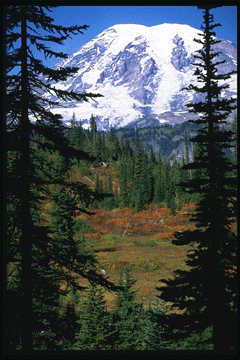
225;265;237;278
171;225;188;233
187;223;197;231
230;221;237;234
157;231;174;240
115;218;126;227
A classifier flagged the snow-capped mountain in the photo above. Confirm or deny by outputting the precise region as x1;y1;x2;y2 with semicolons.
45;23;237;130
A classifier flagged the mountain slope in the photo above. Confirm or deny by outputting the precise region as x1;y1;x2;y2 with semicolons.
44;23;237;130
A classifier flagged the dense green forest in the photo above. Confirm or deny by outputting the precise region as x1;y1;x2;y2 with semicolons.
65;112;237;214
4;5;237;352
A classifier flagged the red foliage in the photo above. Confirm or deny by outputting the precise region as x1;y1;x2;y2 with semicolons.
157;231;174;240
74;201;206;244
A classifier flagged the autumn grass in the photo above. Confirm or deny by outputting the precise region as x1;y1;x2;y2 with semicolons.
40;197;236;310
75;202;195;309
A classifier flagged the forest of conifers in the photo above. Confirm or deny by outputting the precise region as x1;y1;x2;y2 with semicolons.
4;6;237;352
64;113;237;215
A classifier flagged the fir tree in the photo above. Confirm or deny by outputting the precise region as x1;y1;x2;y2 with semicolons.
4;6;113;351
133;128;145;212
108;125;115;143
184;130;190;165
94;132;102;163
164;159;177;212
73;280;113;350
67;112;77;146
154;151;165;204
67;113;84;151
150;145;157;166
141;298;170;350
92;172;103;208
113;135;121;160
120;159;130;208
103;171;115;210
179;156;191;203
157;6;237;352
184;129;191;180
101;132;107;162
90;114;97;155
110;266;144;350
231;115;237;166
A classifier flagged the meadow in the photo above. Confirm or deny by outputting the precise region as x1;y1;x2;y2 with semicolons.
73;202;197;309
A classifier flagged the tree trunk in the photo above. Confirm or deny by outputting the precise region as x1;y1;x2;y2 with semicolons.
20;12;33;352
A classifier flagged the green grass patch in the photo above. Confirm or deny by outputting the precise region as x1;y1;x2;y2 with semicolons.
101;233;122;247
133;239;158;248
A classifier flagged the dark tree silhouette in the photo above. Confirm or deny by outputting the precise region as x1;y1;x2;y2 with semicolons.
4;6;118;352
157;6;237;352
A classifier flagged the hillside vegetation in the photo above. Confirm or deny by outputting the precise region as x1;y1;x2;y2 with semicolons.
5;5;237;351
74;202;196;309
38;145;237;310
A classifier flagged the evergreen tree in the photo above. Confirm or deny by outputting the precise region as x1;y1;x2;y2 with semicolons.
179;156;191;203
92;172;103;208
231;115;237;166
94;132;102;163
184;130;190;165
141;150;154;205
133;128;145;212
113;135;121;160
108;125;114;143
101;132;107;162
150;145;157;166
103;171;115;210
67;112;77;146
4;6;113;351
110;266;144;350
114;187;120;208
164;159;177;212
89;114;97;156
123;138;133;159
154;151;165;204
120;158;130;208
73;280;113;350
157;6;237;352
141;298;170;350
166;178;177;215
59;302;79;350
67;112;84;151
184;129;191;180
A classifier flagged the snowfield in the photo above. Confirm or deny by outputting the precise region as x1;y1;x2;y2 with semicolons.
44;23;237;130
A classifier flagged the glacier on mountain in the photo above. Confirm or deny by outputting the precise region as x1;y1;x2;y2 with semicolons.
45;23;237;130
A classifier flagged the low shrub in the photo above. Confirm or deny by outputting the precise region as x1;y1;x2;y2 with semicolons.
77;164;89;177
156;231;173;240
168;326;214;350
102;233;121;243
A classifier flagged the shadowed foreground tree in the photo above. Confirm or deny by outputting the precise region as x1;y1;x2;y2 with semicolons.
110;266;144;350
157;6;237;352
3;5;120;352
73;278;113;350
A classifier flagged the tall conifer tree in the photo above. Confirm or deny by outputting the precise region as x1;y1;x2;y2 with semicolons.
111;266;144;350
133;128;144;211
4;6;115;351
157;6;237;352
73;280;113;350
90;114;97;155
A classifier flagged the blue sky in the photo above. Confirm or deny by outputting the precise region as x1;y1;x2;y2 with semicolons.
40;6;237;68
10;6;237;70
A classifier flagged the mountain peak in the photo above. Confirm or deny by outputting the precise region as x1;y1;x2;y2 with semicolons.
47;23;237;130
